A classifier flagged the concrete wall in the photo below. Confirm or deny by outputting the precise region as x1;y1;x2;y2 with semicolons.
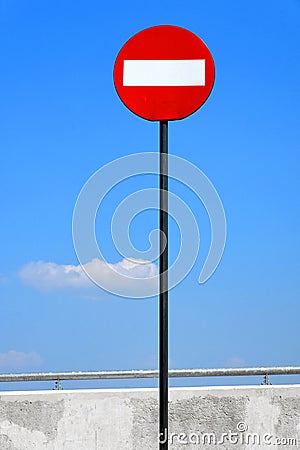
0;385;299;450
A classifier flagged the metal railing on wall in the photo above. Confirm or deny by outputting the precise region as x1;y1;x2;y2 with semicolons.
1;366;300;389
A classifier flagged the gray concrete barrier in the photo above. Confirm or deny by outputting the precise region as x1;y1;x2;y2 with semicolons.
0;385;299;449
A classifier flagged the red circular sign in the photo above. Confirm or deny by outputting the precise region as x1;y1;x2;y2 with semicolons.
114;25;215;121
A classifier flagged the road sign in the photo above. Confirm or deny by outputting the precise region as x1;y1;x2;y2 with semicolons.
114;25;216;450
114;25;215;121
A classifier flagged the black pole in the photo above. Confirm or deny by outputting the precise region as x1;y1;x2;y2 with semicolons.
159;120;168;449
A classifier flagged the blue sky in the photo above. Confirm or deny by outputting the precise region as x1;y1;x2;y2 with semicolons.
0;0;299;390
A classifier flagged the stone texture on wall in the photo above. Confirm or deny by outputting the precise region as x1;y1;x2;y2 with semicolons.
0;385;299;449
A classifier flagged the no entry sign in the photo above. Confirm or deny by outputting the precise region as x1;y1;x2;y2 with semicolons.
114;25;215;121
114;25;216;450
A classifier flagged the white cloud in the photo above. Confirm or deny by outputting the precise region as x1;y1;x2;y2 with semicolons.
0;350;43;369
226;357;246;368
19;260;90;289
19;258;158;297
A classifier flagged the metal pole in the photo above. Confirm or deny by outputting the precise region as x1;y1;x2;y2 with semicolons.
1;366;300;383
159;120;168;449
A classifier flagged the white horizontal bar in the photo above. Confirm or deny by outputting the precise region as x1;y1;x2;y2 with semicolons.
123;59;205;86
1;367;300;382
